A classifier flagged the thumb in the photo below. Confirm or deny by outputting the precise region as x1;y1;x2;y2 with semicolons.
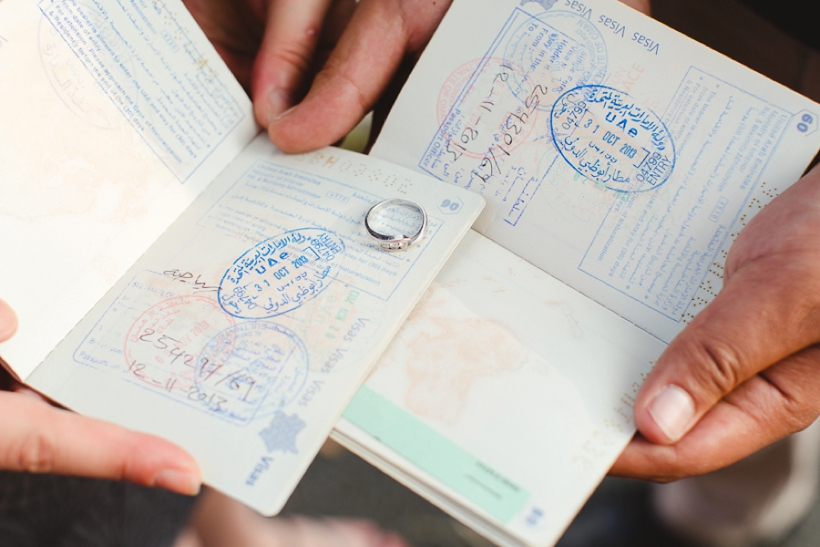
0;299;18;343
634;258;820;444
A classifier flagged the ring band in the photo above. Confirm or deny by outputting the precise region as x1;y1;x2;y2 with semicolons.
364;198;428;251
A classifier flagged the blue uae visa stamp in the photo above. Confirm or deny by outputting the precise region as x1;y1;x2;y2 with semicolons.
219;228;345;319
550;85;676;192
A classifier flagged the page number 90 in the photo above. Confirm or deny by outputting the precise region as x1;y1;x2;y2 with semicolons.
439;198;462;215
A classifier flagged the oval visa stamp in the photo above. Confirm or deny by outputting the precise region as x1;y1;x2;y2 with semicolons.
193;321;310;423
219;228;346;319
550;85;676;193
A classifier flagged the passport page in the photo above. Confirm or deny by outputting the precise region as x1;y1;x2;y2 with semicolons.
371;0;820;344
0;0;257;379
27;135;484;515
335;231;665;547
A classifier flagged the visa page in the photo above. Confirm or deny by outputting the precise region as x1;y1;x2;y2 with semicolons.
28;135;484;514
336;0;820;545
0;0;257;378
336;230;665;547
371;0;820;343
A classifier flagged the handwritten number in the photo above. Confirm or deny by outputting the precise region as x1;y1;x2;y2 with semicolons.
155;334;178;350
471;170;490;184
460;127;478;144
128;360;147;379
446;141;464;162
243;380;256;402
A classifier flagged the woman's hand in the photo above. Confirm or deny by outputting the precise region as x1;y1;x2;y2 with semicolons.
0;299;201;495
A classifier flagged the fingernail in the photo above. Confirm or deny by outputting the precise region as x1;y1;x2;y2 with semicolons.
647;384;695;442
0;299;19;342
270;105;296;126
267;89;292;124
154;469;201;496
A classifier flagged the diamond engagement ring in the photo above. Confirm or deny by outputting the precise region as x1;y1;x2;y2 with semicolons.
364;198;428;251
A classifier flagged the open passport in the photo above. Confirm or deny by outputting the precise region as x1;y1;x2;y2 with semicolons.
2;0;820;545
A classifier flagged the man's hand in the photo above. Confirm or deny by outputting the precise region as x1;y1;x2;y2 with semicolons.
264;0;454;153
182;0;357;129
266;0;651;153
612;164;820;481
0;299;201;495
183;0;652;154
620;0;651;15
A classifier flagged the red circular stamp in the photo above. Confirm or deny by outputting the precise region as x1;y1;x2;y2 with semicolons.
436;59;484;128
123;295;236;393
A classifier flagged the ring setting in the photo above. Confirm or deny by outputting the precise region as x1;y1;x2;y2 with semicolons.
364;198;428;251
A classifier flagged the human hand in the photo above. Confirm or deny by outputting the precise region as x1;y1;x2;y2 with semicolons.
266;0;652;153
0;299;201;495
183;0;652;154
612;164;820;481
619;0;651;15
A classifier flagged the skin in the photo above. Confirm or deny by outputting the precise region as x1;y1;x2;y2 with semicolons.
183;0;650;153
264;0;651;151
612;164;820;481
0;299;201;494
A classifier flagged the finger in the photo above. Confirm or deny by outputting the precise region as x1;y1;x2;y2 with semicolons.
251;0;336;126
0;391;201;495
11;382;46;400
618;0;651;15
268;0;453;153
303;0;359;92
316;0;358;51
182;0;265;88
612;344;820;481
632;254;820;445
0;298;18;343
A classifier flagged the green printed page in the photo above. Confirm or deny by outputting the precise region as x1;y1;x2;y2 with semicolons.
339;230;666;547
345;385;531;524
